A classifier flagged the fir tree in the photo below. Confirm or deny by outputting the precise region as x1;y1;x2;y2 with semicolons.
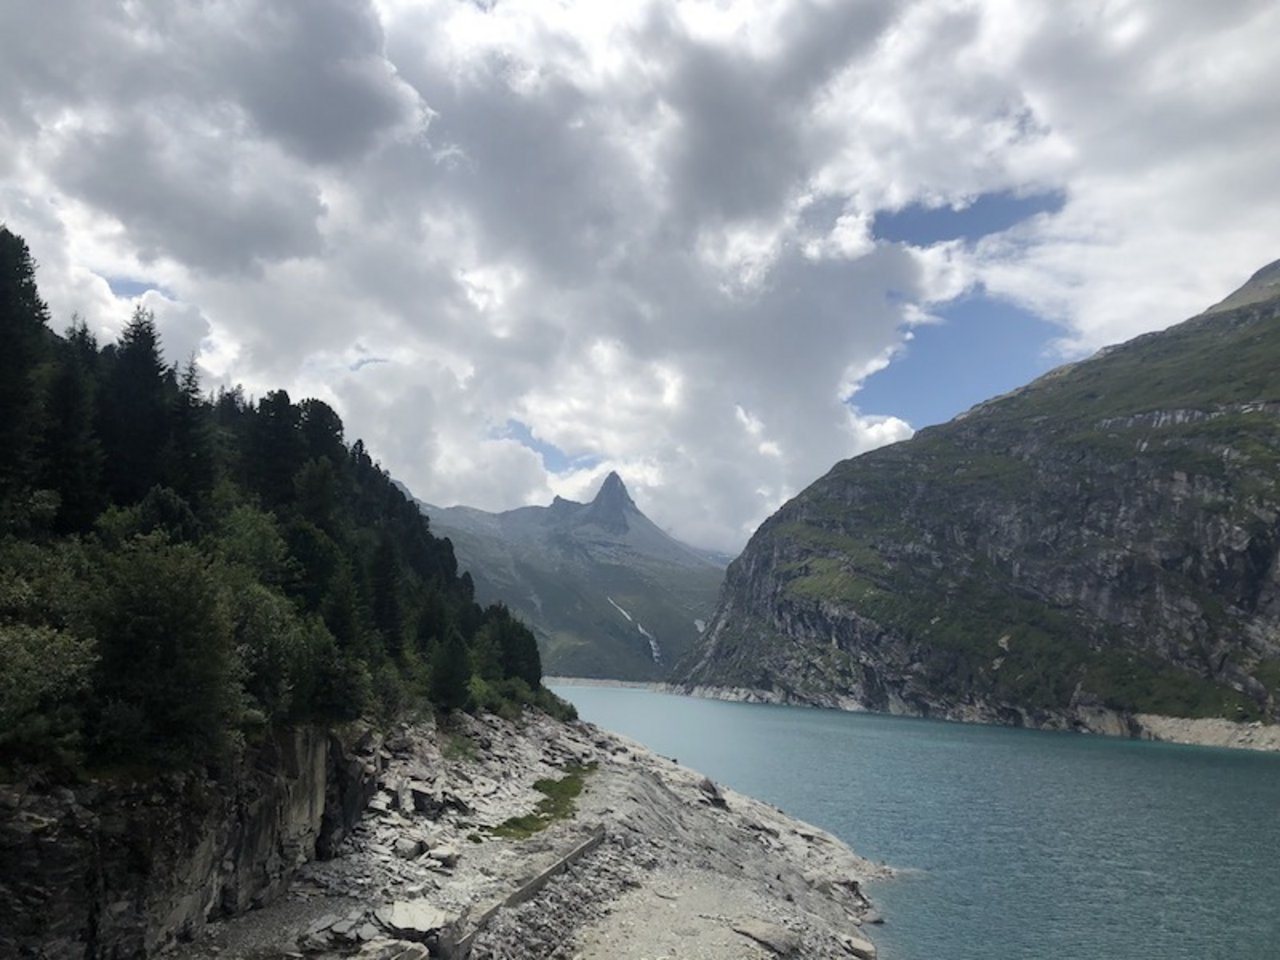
0;227;50;513
101;307;169;505
39;318;104;532
162;358;218;509
430;627;472;712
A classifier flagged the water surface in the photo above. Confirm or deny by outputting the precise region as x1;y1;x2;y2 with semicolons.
551;685;1280;960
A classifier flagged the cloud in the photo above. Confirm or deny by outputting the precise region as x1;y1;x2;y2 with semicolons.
2;0;1278;551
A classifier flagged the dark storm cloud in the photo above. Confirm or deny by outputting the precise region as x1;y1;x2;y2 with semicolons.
202;0;424;165
55;113;327;274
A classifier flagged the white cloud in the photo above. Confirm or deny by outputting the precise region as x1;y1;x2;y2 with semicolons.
2;0;1277;552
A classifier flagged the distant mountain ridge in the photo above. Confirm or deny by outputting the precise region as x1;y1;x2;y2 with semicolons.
418;473;726;680
677;259;1280;734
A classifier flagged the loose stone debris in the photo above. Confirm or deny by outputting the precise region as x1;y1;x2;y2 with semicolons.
181;710;886;960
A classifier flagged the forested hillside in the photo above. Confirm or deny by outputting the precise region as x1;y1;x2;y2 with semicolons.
0;226;561;773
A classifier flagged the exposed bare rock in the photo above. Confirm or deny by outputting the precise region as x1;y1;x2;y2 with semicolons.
175;711;884;960
732;918;803;955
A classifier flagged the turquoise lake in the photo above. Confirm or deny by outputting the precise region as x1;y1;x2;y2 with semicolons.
550;685;1280;960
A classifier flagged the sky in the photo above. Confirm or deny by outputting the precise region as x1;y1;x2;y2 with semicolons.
1;0;1277;552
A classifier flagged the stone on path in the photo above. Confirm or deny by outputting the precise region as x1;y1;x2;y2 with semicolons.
730;918;802;956
394;837;423;860
375;900;456;943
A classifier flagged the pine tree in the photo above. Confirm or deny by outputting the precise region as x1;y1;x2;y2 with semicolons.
498;614;542;687
298;398;346;464
429;626;472;712
370;531;404;657
39;318;104;532
0;227;51;513
101;307;169;505
246;390;304;507
163;358;218;508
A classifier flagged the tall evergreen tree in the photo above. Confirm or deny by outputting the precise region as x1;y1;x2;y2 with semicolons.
370;531;404;657
430;627;472;712
101;307;169;505
39;318;104;532
0;227;50;514
298;398;346;465
247;390;305;507
163;358;218;508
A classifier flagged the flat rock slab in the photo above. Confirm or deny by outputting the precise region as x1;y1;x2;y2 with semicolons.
731;919;802;956
376;901;455;942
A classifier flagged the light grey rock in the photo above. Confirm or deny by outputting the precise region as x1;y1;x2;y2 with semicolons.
842;933;877;958
428;843;460;868
394;837;423;860
377;900;456;942
731;918;802;955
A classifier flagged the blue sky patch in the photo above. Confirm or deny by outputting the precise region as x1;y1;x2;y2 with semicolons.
503;419;600;474
852;292;1063;428
872;189;1065;246
106;275;174;299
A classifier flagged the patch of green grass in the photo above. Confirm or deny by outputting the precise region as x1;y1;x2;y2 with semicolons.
485;761;598;840
442;732;478;761
1253;659;1280;696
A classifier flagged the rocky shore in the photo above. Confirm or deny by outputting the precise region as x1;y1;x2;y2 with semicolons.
548;676;1280;753
181;710;886;960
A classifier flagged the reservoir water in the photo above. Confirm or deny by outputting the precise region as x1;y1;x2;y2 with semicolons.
551;685;1280;960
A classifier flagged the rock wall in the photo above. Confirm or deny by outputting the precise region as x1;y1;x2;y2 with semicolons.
678;291;1280;731
0;726;383;959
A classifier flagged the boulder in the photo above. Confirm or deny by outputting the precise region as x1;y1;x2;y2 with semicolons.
841;933;877;958
394;837;423;860
731;918;802;956
428;843;460;868
698;777;729;810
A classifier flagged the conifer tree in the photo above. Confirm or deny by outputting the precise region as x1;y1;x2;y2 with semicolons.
101;307;169;504
163;358;217;509
247;390;305;507
430;627;472;712
39;318;104;532
0;227;50;513
370;531;404;657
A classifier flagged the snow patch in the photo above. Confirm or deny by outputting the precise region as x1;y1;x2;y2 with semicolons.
607;596;662;664
606;597;634;622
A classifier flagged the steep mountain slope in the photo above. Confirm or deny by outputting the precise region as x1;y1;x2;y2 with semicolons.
421;473;726;680
679;261;1280;730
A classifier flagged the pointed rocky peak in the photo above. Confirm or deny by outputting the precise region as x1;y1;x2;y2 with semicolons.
1205;257;1280;315
584;471;639;533
593;471;637;509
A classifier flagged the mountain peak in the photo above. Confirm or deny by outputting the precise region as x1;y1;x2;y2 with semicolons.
594;470;633;504
1205;257;1280;315
585;471;638;532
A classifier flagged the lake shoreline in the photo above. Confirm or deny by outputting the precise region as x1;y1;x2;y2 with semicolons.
546;676;1280;754
176;709;887;960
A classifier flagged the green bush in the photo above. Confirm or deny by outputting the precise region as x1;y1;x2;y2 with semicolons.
91;534;241;766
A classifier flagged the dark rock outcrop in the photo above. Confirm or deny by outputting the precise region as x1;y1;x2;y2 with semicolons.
0;726;383;958
678;262;1280;733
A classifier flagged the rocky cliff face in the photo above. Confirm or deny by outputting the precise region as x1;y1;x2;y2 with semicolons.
421;473;725;681
0;727;383;958
679;263;1280;731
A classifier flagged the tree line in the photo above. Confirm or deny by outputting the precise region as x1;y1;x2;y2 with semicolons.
0;226;562;772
